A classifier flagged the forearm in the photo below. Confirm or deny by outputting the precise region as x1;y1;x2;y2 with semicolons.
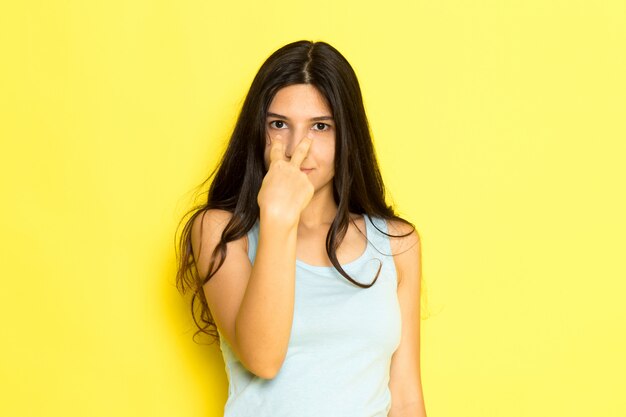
235;215;298;378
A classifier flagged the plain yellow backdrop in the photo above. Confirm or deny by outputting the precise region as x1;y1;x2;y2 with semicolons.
1;1;625;416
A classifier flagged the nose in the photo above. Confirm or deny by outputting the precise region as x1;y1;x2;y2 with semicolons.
284;135;298;160
283;139;294;159
276;129;307;159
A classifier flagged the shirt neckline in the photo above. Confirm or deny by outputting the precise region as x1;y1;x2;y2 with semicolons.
295;213;371;273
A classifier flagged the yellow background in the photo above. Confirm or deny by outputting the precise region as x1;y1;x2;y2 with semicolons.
1;1;624;416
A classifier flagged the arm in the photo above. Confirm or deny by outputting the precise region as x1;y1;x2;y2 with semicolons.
191;209;298;379
192;136;313;379
387;221;427;417
235;214;298;378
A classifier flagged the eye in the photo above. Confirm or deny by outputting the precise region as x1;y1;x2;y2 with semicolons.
313;123;330;131
269;120;287;129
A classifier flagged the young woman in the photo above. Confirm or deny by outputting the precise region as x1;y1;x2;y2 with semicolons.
176;40;426;417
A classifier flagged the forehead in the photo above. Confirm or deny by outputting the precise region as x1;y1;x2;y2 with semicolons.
268;84;332;117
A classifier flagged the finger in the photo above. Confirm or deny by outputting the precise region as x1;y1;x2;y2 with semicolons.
289;136;313;168
269;135;286;165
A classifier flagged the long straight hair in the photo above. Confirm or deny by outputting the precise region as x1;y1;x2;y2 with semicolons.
175;40;415;343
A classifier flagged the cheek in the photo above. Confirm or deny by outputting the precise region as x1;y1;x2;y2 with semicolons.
309;151;334;173
263;150;270;170
262;133;271;168
323;146;336;165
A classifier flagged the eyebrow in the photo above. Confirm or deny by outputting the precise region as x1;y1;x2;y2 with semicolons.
266;112;334;122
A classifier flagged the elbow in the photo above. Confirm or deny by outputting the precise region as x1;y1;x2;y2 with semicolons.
256;351;288;379
243;355;284;380
236;342;286;380
234;321;287;379
252;364;281;380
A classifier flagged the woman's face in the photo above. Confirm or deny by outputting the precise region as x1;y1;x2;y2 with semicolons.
264;83;336;194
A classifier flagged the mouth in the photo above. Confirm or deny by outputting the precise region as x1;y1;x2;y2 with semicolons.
300;168;314;174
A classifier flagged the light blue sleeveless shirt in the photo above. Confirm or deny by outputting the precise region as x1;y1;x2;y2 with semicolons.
218;214;402;416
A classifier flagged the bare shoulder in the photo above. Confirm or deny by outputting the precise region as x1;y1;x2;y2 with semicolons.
190;208;249;278
386;218;421;287
386;218;421;254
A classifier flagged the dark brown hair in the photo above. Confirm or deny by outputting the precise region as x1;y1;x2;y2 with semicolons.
175;40;415;344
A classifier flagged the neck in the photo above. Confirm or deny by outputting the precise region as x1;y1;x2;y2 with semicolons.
298;188;338;230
